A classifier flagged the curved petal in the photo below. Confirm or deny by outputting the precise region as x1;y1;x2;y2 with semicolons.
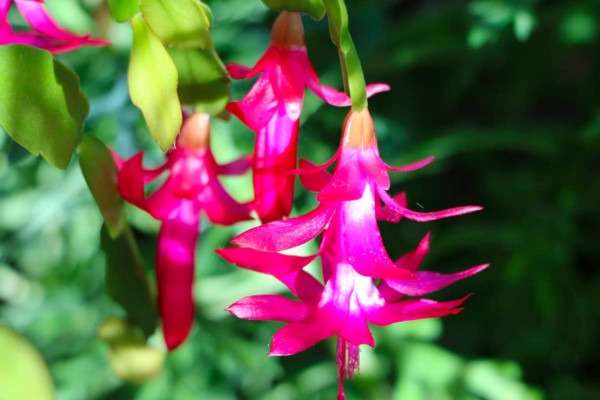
386;155;435;172
200;180;251;225
337;186;413;279
317;159;366;202
14;0;108;52
377;192;407;222
216;247;317;276
218;156;251;175
339;313;375;347
228;294;309;322
232;205;335;251
298;159;332;192
395;232;430;271
378;187;483;222
217;247;322;301
116;153;149;209
386;264;488;296
368;296;470;326
269;316;337;356
156;203;200;350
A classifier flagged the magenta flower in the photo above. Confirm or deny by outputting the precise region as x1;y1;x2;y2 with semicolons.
219;109;487;398
0;0;107;53
227;11;388;222
115;113;251;350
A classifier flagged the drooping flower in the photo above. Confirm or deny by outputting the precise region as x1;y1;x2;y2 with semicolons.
219;108;487;398
115;113;251;350
0;0;107;53
227;11;388;222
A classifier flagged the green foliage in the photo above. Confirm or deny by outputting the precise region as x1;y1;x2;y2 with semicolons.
79;136;125;238
1;1;600;399
0;46;88;169
102;226;158;338
323;0;366;109
0;326;55;400
108;0;139;22
170;47;230;115
140;0;213;48
261;0;326;20
128;15;182;151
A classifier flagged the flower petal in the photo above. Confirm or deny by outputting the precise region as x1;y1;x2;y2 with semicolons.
386;155;435;172
318;158;366;202
368;296;470;326
378;187;483;222
269;316;337;356
336;186;413;279
218;156;251;175
217;247;322;301
156;202;200;350
216;247;317;276
386;264;488;296
377;192;407;222
200;180;251;225
228;294;309;322
395;232;431;271
14;0;108;52
232;205;335;251
297;159;332;192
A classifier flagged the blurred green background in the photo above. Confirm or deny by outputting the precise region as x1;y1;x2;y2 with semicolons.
1;0;599;399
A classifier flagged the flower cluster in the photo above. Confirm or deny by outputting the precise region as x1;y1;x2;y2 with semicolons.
0;0;106;53
221;108;487;398
227;11;387;222
114;113;251;350
101;7;484;397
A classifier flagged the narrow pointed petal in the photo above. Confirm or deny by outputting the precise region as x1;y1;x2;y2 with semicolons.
368;296;470;326
305;57;391;106
156;203;200;350
218;156;251;175
395;232;431;271
377;192;407;222
318;160;366;202
216;247;322;301
201;181;251;225
232;205;335;251
386;264;488;296
378;187;483;222
228;294;309;322
298;159;332;191
269;317;337;356
14;0;108;52
116;153;148;209
216;247;317;276
386;155;435;172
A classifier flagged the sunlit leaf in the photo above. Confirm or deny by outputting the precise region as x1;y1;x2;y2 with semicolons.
0;46;88;169
0;326;55;400
108;0;139;22
129;15;182;151
140;0;212;48
169;47;230;115
261;0;326;20
79;136;125;238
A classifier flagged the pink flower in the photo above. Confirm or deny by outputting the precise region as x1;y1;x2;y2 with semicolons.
0;0;107;53
115;113;251;350
227;11;388;222
219;108;487;398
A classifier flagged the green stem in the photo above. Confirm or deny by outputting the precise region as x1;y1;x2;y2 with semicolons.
323;0;367;110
